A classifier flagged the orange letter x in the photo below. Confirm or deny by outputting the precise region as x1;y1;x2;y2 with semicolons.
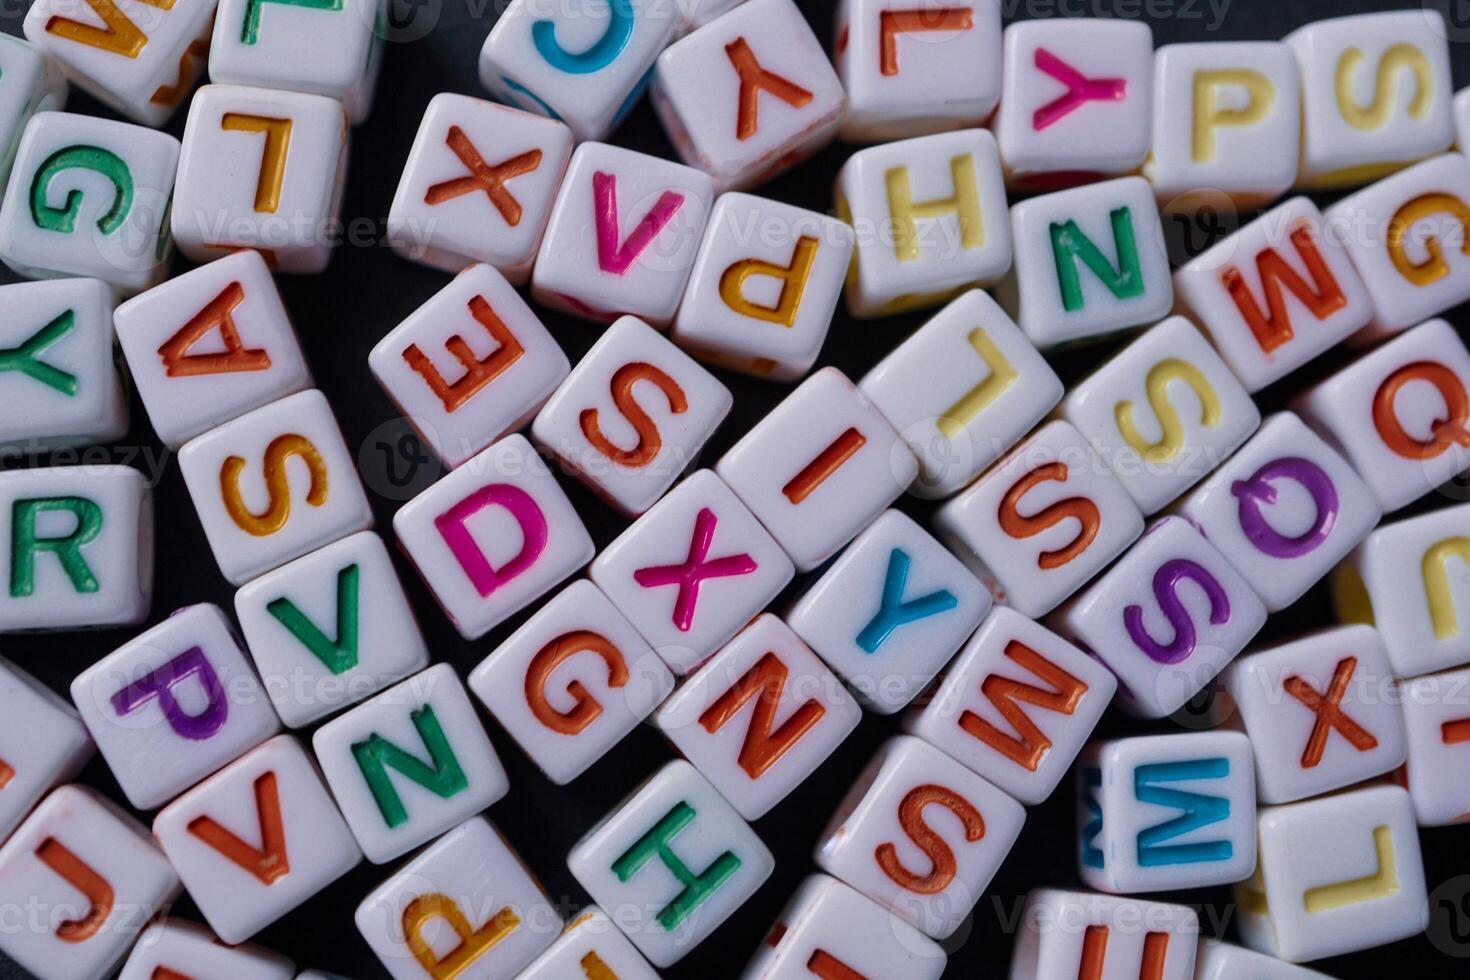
1283;656;1379;768
725;37;813;141
425;126;543;227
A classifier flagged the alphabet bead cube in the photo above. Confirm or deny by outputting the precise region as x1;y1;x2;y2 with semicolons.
1324;153;1470;339
836;128;1011;318
119;920;295;980
235;531;431;728
70;603;282;810
1294;318;1470;513
1286;11;1453;189
590;469;794;674
355;816;560;979
479;0;678;143
1223;626;1406;806
532;142;715;326
0;785;181;980
858;289;1062;498
0;34;67;183
0;657;93;843
742;874;946;980
209;0;384;123
0;464;153;631
22;0;210;125
992;19;1153;189
671;193;854;380
178;389;374;586
518;907;659;980
1063;317;1259;516
394;433;595;640
815;735;1023;939
717;368;917;571
907;606;1114;804
1397;666;1470;826
532;315;732;516
1174;197;1373;394
1331;501;1470;677
1176;413;1381;613
1147;42;1299;212
312;663;509;863
833;0;1000;143
1235;785;1427;962
935;420;1145;619
370;264;570;469
1053;517;1267;720
113;249;312;449
1076;732;1257;893
0;278;126;451
997;177;1172;350
789;509;991;714
652;0;845;191
1194;940;1334;980
1008;889;1199;980
566;759;775;967
387;95;573;282
0;111;177;293
469;579;675;784
153;735;362;943
654;614;861;819
172;85;349;274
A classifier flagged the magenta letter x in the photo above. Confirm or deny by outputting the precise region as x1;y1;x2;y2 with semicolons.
633;508;758;632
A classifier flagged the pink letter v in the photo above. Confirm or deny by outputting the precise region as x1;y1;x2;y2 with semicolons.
593;171;686;275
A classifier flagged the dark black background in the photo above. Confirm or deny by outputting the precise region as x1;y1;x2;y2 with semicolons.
4;0;1470;975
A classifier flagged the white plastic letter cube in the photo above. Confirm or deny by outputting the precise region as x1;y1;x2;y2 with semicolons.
654;614;861;819
0;657;93;843
113;248;312;448
1235;785;1427;962
1176;413;1381;613
566;759;775;967
1052;516;1268;720
1286;11;1453;189
532;142;715;327
836;128;1010;318
717;367;918;571
70;602;282;810
1222;626;1407;805
387;95;573;282
590;469;794;674
178;389;374;586
935;420;1144;619
651;0;846;191
0;464;152;631
0;34;66;186
834;0;1000;143
517;906;659;980
1007;889;1199;980
152;735;363;943
1194;940;1334;980
370;263;570;469
469;578;675;784
815;734;1024;939
393;433;595;640
118;920;294;980
997;176;1172;350
532;315;732;516
671;192;854;380
234;531;431;728
0;278;125;452
858;289;1063;498
312;663;509;863
908;606;1115;804
1397;666;1470;826
172;84;349;274
0;111;177;293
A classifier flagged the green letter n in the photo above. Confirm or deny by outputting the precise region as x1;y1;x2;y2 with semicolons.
611;801;741;931
265;563;360;675
11;497;103;597
351;705;468;829
1049;206;1144;312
